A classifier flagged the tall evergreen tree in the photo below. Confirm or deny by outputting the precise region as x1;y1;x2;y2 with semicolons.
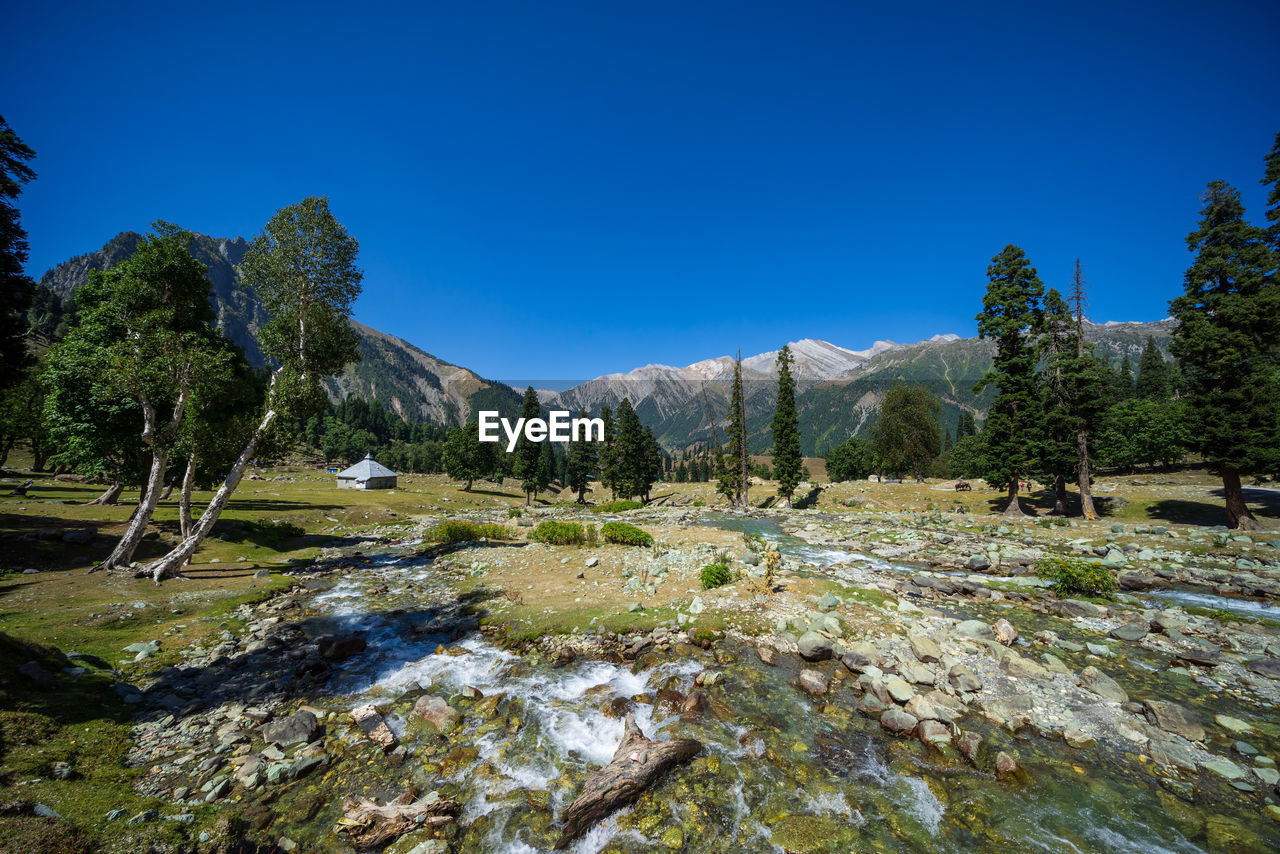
537;437;555;495
514;385;542;505
770;345;803;503
1135;335;1172;401
640;425;663;502
442;420;495;491
1063;259;1111;520
974;244;1045;515
613;397;647;500
1036;287;1077;514
565;409;598;503
1115;355;1135;400
1263;131;1280;251
718;354;749;506
0;115;36;392
1170;180;1280;529
598;406;619;498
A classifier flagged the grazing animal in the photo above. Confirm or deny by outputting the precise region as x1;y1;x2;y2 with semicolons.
954;481;972;492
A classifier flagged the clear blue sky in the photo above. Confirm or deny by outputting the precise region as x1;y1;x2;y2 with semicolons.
6;0;1277;384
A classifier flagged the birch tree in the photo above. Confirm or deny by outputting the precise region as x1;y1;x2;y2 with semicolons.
139;197;361;581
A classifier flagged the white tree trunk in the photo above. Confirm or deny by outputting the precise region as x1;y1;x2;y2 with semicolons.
179;452;197;539
139;406;278;582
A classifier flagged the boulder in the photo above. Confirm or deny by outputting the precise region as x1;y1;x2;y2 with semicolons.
957;731;982;763
967;554;991;571
412;695;461;733
261;710;319;747
885;677;916;704
317;634;367;660
1143;700;1204;742
879;708;918;736
839;641;881;671
350;704;398;752
948;664;982;693
1079;666;1127;703
797;632;834;662
1244;658;1280;679
1109;622;1148;642
18;660;53;688
992;619;1018;645
999;653;1052;682
917;720;951;746
1116;571;1157;591
953;620;995;641
908;635;943;664
995;751;1022;780
797;670;829;698
1053;599;1108;618
1151;611;1190;634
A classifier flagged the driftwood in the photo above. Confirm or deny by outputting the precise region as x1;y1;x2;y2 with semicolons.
334;787;459;849
554;714;702;849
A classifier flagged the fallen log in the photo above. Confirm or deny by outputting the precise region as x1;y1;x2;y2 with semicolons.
554;713;702;849
334;787;459;849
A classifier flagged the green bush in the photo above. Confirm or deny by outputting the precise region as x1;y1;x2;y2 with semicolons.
529;521;587;545
601;521;653;547
507;507;523;518
1035;556;1117;598
595;499;642;513
427;521;513;543
701;563;732;589
584;524;600;546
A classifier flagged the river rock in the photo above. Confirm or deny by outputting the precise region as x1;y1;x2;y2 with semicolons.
999;653;1052;681
1143;700;1204;742
898;660;936;685
1063;728;1096;749
1109;622;1148;641
1245;658;1280;679
1054;599;1108;618
908;635;943;664
1214;714;1253;735
885;677;916;703
756;644;778;666
904;695;943;721
317;634;367;660
1152;611;1190;634
857;693;891;717
954;620;995;641
979;694;1034;727
948;664;982;693
880;708;918;736
1079;666;1127;703
350;704;397;751
1201;758;1246;781
261;710;318;746
798;670;829;698
840;641;881;671
992;619;1018;645
1116;571;1157;591
967;554;991;571
918;720;951;746
994;751;1021;780
957;731;982;763
412;695;461;733
797;631;834;662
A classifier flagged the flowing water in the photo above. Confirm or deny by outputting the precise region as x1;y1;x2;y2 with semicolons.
249;523;1280;853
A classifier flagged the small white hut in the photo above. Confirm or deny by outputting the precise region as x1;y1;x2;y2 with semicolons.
336;453;398;490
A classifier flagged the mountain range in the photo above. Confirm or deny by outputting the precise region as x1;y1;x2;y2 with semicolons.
37;231;1175;455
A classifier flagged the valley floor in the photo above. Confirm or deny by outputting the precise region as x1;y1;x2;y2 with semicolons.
1;460;1278;852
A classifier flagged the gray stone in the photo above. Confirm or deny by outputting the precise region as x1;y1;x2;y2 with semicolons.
1245;658;1280;679
798;669;829;698
967;554;991;571
1214;714;1253;735
412;695;461;733
797;631;834;662
1109;622;1148;641
954;620;995;641
992;618;1018;645
17;660;53;688
885;677;916;703
880;707;919;735
908;635;942;664
1079;666;1127;703
1143;700;1205;742
840;641;881;671
1055;599;1108;618
999;653;1052;681
948;664;982;693
260;709;319;747
1200;758;1246;781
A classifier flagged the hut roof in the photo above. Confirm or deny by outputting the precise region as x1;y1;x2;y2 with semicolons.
336;453;397;480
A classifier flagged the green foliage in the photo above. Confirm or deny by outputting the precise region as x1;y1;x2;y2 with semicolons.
595;499;642;513
1095;398;1192;470
1169;180;1280;497
442;420;497;490
825;435;874;482
1134;335;1173;401
700;563;732;589
871;383;942;481
948;433;986;479
718;356;749;505
0;115;37;392
600;521;653;547
771;344;804;500
507;507;523;518
974;244;1046;503
426;520;513;543
566;408;599;502
1035;556;1117;598
610;398;661;501
528;520;587;545
513;386;545;501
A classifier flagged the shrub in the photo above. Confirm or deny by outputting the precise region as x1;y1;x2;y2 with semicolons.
584;524;600;546
1035;556;1117;598
601;521;653;547
427;521;513;543
701;563;732;589
507;507;523;518
595;499;642;513
529;521;587;545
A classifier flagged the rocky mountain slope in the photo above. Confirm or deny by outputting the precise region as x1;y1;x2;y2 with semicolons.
36;232;521;426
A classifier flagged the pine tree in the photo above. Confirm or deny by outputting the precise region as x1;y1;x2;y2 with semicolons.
1036;287;1078;514
718;354;749;506
1170;180;1280;529
442;420;495;491
1263;131;1280;251
1115;356;1135;400
514;386;542;505
974;244;1045;515
770;344;803;504
0;115;36;393
613;398;646;500
1135;336;1172;401
537;437;555;496
1064;259;1112;520
640;425;662;502
598;406;619;498
565;409;598;503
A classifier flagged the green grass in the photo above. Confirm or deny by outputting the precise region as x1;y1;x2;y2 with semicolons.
593;500;642;513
